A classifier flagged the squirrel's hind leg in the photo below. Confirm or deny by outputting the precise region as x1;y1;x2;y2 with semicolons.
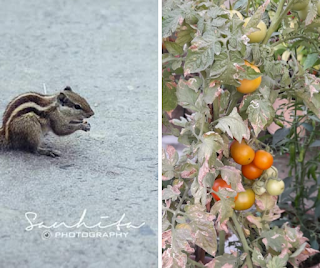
9;113;60;157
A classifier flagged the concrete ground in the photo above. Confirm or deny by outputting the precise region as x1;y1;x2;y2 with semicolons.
0;0;158;267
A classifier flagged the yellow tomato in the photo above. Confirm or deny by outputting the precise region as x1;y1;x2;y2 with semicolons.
243;17;267;43
229;10;243;20
234;188;255;210
292;0;309;11
236;61;262;94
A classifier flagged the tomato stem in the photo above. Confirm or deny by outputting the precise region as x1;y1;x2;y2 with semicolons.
262;0;295;44
218;230;226;255
231;213;254;268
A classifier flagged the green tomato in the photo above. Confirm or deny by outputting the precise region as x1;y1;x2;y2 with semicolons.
292;0;309;11
266;179;285;196
243;18;267;43
297;5;309;21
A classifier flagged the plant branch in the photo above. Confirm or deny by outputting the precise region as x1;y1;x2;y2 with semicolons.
271;35;304;47
246;0;251;17
219;230;226;255
226;90;242;116
213;97;220;122
262;0;294;44
231;213;254;268
171;185;190;250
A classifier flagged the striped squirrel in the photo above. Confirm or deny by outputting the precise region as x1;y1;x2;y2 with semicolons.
0;86;94;157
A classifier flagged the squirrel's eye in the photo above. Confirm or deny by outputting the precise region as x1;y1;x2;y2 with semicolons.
74;104;82;110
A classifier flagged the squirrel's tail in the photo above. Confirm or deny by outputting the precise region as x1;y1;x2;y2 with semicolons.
0;127;8;150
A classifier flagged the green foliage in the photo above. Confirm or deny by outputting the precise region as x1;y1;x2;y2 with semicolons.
162;0;320;267
272;101;320;263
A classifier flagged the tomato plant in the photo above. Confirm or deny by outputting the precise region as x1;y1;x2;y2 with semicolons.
162;0;320;266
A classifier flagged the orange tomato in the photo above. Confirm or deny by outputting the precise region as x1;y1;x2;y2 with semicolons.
230;140;255;165
236;61;262;94
211;177;238;201
242;162;263;180
234;188;255;210
253;150;273;170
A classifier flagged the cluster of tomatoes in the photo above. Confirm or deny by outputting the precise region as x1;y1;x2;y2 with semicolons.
211;140;276;211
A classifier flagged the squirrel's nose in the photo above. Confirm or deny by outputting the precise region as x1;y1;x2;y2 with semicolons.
89;110;94;117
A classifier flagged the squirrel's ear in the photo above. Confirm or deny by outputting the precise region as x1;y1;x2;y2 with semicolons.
58;92;68;105
64;86;72;91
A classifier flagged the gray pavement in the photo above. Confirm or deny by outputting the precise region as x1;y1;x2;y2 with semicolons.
0;0;158;267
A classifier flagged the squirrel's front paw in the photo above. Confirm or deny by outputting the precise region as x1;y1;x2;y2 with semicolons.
81;122;91;132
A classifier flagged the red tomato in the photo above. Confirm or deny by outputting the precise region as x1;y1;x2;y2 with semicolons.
211;177;238;201
242;162;263;180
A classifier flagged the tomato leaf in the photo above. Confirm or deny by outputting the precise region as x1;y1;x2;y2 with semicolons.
185;48;215;75
261;227;287;252
266;255;288;268
305;3;317;26
303;53;318;70
185;204;217;256
205;253;239;268
163;81;178;112
210;51;244;87
252;247;267;267
219;165;245;192
296;89;320;119
164;41;184;56
196;131;224;165
203;84;221;104
162;10;183;38
176;78;200;110
215;107;250;142
162;146;179;180
210;197;234;223
246;99;275;136
176;24;195;46
162;247;187;268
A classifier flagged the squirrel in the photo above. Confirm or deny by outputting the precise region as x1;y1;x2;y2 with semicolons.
0;86;94;157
